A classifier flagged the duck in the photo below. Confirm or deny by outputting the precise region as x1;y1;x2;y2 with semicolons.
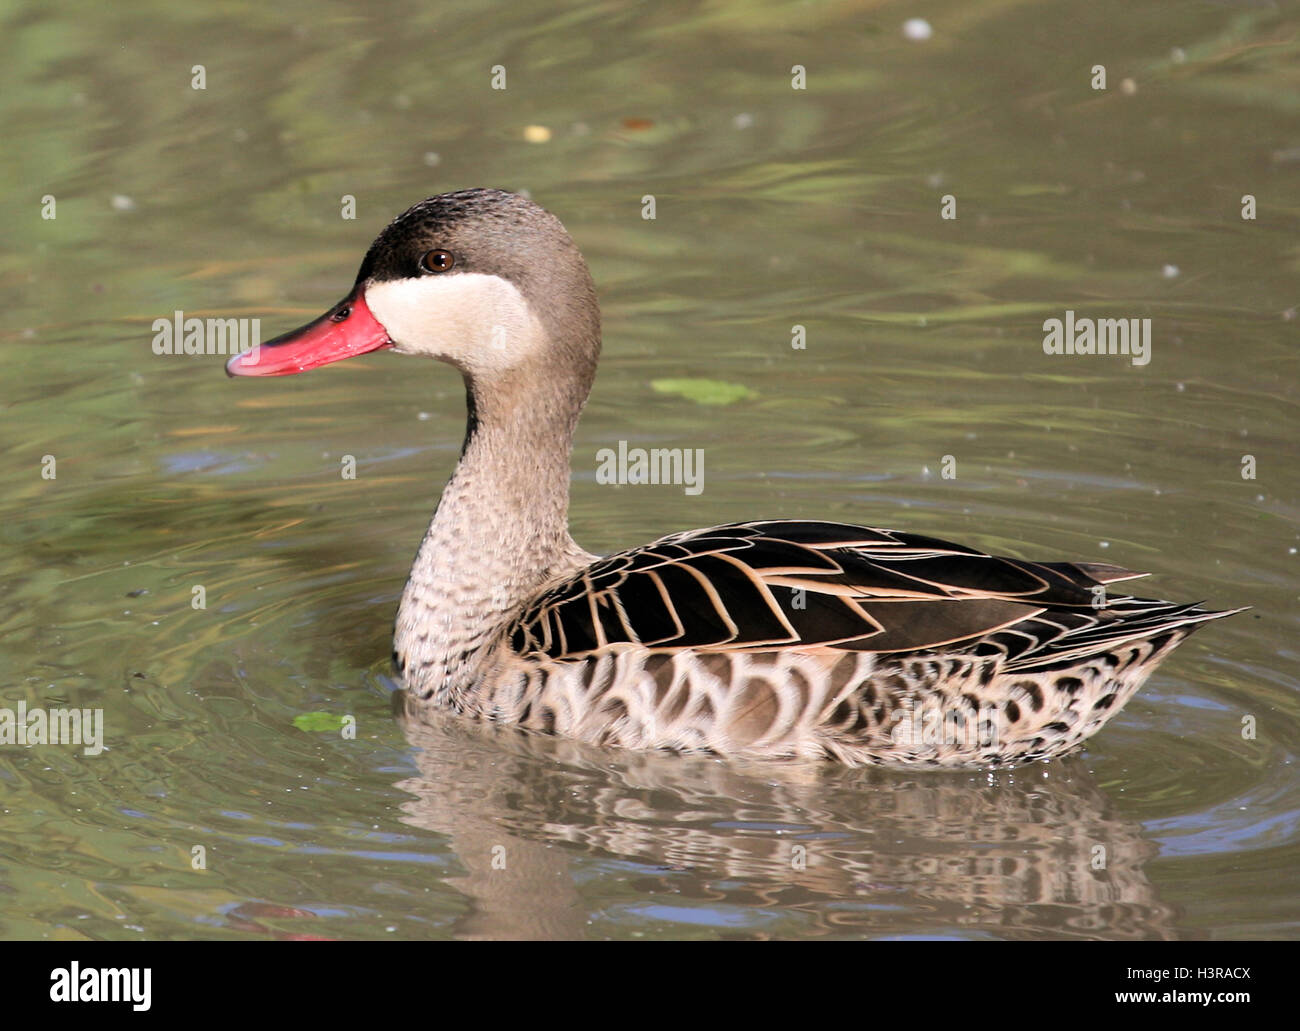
226;188;1239;768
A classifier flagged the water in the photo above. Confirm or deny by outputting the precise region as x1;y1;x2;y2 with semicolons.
1;0;1296;939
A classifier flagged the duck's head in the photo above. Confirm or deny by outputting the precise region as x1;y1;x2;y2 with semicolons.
226;188;600;386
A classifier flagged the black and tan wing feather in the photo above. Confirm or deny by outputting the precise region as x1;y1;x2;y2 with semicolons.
509;520;1233;667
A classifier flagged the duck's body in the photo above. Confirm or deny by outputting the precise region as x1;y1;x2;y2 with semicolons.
228;188;1237;767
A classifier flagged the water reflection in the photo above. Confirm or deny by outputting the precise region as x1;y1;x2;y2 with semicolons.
396;698;1176;939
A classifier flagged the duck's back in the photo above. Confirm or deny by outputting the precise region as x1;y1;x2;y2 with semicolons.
446;520;1235;766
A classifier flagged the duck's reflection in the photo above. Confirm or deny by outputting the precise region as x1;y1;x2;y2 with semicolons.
394;693;1176;940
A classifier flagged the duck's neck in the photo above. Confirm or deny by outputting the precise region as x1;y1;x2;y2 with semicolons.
394;364;593;706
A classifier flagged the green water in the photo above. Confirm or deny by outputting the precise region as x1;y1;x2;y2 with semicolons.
1;0;1296;939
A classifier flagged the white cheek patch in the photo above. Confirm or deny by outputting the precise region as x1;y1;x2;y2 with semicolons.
365;273;545;372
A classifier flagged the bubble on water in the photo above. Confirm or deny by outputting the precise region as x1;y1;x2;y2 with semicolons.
733;112;755;130
1162;264;1180;279
110;194;136;212
902;18;933;41
523;125;552;143
422;151;441;167
1171;47;1187;64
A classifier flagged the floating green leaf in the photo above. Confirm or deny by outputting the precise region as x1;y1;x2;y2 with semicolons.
293;711;348;732
650;378;757;406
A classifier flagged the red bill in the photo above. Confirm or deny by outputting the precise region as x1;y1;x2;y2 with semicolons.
226;290;392;376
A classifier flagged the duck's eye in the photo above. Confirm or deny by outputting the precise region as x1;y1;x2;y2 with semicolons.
421;249;455;273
